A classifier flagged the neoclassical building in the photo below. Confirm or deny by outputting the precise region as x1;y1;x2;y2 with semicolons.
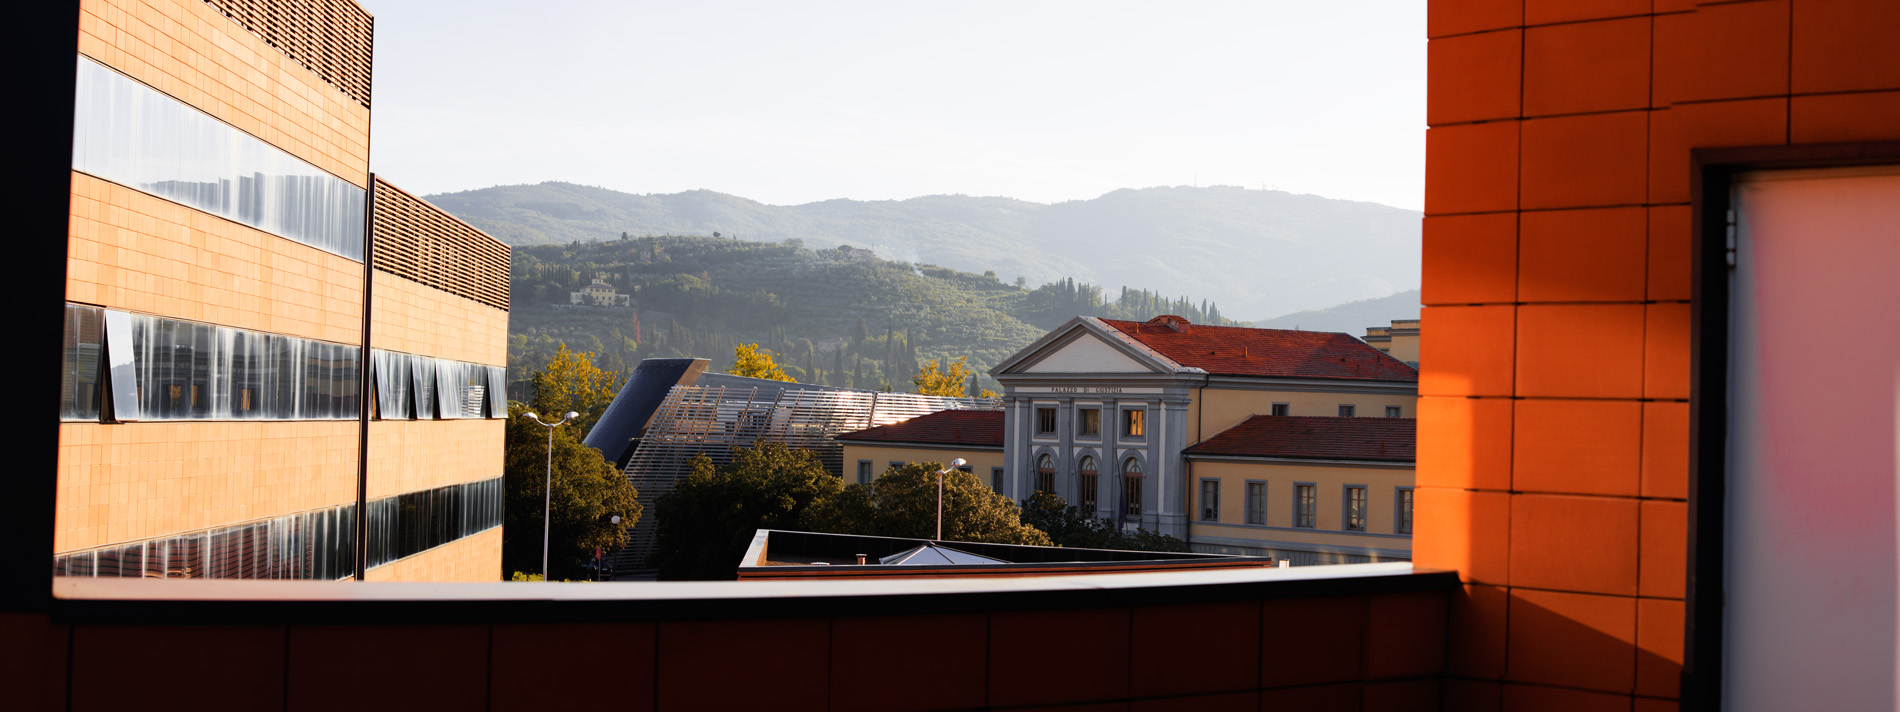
991;315;1417;554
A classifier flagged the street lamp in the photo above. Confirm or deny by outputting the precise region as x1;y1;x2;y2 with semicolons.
523;410;579;580
935;458;969;541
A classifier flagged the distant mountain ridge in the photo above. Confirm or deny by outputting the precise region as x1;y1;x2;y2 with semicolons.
1252;289;1421;336
426;182;1421;318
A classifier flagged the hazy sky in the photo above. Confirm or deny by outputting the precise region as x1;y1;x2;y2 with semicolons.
364;1;1425;210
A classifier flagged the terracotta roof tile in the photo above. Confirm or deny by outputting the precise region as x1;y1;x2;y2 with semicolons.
1184;415;1416;463
835;409;1004;448
1100;316;1417;381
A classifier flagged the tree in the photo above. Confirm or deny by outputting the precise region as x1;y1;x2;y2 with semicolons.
530;342;620;439
1017;492;1190;553
729;343;795;382
503;400;642;580
913;356;990;397
648;443;843;580
803;463;1052;546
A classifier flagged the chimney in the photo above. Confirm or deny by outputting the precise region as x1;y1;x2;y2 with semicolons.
856;553;867;565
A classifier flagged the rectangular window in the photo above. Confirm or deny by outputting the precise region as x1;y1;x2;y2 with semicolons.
1295;484;1316;528
1077;408;1100;436
1124;473;1143;517
1270;402;1289;416
991;467;1003;490
1246;482;1267;525
1200;480;1220;521
1080;472;1098;511
1345;486;1368;531
1037;469;1055;494
1386;405;1402;418
1338;404;1356;417
957;464;973;473
857;460;873;485
1036;407;1057;435
59;304;105;421
122;310;362;421
1122;408;1145;438
1396;487;1414;535
889;461;906;473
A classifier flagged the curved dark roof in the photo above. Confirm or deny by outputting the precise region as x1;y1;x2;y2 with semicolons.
1100;316;1417;382
835;409;1004;448
583;358;708;468
1184;415;1415;463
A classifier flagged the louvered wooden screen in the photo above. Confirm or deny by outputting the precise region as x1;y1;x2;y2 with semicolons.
372;178;511;312
203;0;374;108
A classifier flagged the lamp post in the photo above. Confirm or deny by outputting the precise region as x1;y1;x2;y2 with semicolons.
935;458;969;541
523;410;579;580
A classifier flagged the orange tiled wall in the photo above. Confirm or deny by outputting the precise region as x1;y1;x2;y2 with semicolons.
362;527;502;582
370;272;509;367
77;0;372;186
1418;0;1900;709
367;419;504;499
68;173;366;345
54;421;359;554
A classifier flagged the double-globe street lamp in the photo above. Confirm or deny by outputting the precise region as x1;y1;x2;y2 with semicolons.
523;410;579;580
934;458;969;541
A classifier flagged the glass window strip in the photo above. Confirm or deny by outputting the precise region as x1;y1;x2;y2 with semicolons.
123;310;359;421
71;55;367;261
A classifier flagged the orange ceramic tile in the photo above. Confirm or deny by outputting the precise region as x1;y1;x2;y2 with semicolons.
991;608;1130;706
1364;680;1440;712
287;625;488;712
1258;683;1362;710
1524;17;1651;117
1521;111;1648;210
1367;591;1448;678
1518;207;1646;302
1426;121;1521;215
1431;29;1523;125
1132;601;1260;698
1515;304;1646;399
1512;398;1642;497
1639;500;1687;599
1430;0;1524;39
1510;493;1640;595
1643;303;1691;400
0;615;67;712
1507;589;1638;692
1636;598;1685;698
833;614;987;712
1791;90;1900;144
1421;305;1517;397
657;619;829;712
1500;682;1633;712
1449;584;1510;679
493;623;654;712
1646;98;1787;204
1647;205;1692;301
1653;1;1790;106
1443;679;1502;711
1525;0;1651;26
1130;691;1258;712
1424;212;1518;305
1792;0;1900;94
1414;487;1511;585
1641;401;1689;499
1417;396;1513;491
1261;597;1364;687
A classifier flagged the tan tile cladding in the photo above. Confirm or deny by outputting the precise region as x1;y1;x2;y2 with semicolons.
55;421;360;553
370;272;509;366
372;178;512;312
361;527;503;582
77;0;371;187
201;0;373;108
367;420;504;500
68;172;365;345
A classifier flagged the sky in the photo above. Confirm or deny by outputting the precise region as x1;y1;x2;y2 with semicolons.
363;1;1426;210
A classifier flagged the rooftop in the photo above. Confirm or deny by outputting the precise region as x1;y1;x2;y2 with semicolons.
834;409;1004;448
1101;316;1417;381
1184;415;1416;463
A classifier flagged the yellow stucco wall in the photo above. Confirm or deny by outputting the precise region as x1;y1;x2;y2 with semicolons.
1385;333;1420;364
841;444;1006;483
362;527;504;582
1187;387;1418;443
1186;459;1413;552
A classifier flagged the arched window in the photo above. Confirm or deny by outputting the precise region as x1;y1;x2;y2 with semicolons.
1036;453;1055;494
1122;457;1143;517
1078;456;1099;512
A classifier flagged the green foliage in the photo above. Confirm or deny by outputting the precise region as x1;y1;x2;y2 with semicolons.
729;343;795;382
1018;492;1191;553
503;401;643;580
647;443;844;580
803;463;1052;546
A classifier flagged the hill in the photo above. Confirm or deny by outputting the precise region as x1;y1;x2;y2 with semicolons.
1251;289;1421;336
431;182;1420;318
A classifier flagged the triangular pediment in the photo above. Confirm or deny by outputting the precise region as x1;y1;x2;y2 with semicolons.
1023;332;1151;373
993;317;1186;376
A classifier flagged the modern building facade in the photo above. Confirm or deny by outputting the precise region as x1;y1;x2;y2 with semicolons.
991;315;1418;545
51;0;509;582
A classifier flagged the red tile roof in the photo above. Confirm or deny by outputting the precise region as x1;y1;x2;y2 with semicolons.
835;409;1004;448
1100;316;1417;381
1184;415;1416;463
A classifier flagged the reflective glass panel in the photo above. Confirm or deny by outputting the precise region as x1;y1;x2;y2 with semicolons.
59;304;104;420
